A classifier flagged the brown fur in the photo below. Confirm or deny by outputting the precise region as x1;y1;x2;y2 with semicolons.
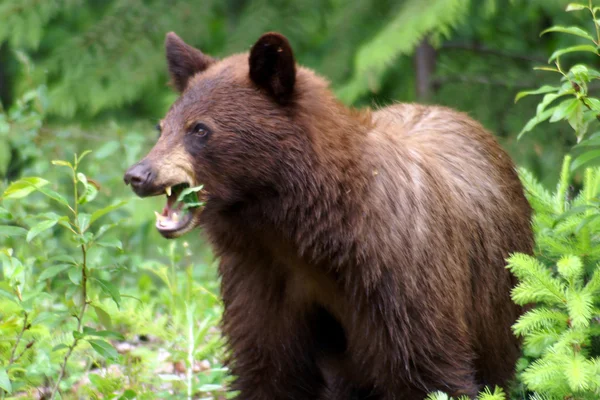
125;32;533;399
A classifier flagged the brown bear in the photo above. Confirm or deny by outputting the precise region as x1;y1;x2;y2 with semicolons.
124;31;533;399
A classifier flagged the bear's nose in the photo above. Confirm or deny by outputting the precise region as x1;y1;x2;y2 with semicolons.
124;161;156;194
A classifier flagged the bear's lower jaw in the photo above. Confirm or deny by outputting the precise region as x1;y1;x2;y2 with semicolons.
156;207;202;239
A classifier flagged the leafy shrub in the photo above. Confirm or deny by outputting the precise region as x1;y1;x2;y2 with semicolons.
429;2;600;399
508;4;600;398
0;77;227;399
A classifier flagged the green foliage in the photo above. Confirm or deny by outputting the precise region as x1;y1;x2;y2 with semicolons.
508;2;600;399
0;85;226;399
5;0;600;398
337;0;470;103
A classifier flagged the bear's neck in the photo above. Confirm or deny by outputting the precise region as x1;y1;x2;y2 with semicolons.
268;89;375;269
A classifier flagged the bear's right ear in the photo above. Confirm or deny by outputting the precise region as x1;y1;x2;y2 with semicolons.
249;32;296;104
165;32;215;93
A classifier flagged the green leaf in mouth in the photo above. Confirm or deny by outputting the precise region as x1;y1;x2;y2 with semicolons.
176;184;205;210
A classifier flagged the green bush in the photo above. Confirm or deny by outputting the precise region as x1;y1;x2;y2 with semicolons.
430;2;600;399
0;88;227;399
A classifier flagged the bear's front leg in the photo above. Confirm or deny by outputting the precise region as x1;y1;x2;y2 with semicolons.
219;256;326;400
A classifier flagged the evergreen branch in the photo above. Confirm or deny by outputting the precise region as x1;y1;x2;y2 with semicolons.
337;0;470;103
513;308;569;336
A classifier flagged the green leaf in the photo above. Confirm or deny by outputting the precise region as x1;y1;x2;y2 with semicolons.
541;26;596;42
0;367;12;394
548;45;598;62
51;159;72;168
93;305;112;330
566;3;587;11
533;66;561;73
0;289;19;304
76;150;92;165
87;339;119;360
569;64;592;83
514;85;560;103
83;327;124;340
573;135;600;148
567;100;584;132
77;173;98;205
36;186;70;208
26;219;58;242
96;239;123;251
0;225;27;237
176;185;205;209
68;268;81;285
2;177;49;199
571;149;600;171
94;223;116;240
77;213;91;233
89;200;127;225
584;97;600;112
550;98;578;123
94;278;121;308
518;106;557;139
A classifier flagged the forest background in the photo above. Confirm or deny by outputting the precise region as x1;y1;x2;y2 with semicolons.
1;1;598;399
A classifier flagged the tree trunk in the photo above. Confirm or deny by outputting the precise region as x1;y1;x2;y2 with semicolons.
0;41;12;109
414;37;436;101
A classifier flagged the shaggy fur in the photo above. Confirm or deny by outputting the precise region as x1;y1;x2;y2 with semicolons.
125;32;533;399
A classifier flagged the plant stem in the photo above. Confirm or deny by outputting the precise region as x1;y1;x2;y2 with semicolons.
186;304;195;400
49;244;88;400
8;312;28;365
591;1;600;46
73;170;78;216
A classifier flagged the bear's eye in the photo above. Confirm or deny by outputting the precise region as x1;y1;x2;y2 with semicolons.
189;122;210;138
155;123;162;138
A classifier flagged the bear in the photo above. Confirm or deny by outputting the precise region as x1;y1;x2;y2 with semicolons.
123;31;533;399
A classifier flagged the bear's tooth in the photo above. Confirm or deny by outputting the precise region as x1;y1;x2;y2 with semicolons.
154;211;163;222
172;212;179;223
165;186;172;196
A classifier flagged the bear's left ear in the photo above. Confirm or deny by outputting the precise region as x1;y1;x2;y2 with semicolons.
166;32;215;93
249;32;296;104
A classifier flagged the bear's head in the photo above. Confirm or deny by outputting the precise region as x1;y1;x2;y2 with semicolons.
124;32;315;238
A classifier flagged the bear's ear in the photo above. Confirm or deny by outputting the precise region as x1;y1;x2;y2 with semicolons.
165;32;215;92
249;32;296;104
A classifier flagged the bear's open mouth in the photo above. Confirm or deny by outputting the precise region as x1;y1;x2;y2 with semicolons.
154;183;206;238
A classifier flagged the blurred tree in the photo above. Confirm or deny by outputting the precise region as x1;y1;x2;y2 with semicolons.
0;0;592;184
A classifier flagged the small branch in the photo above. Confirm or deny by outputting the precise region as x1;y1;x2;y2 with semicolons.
49;245;88;400
8;312;29;364
441;42;547;64
12;341;35;364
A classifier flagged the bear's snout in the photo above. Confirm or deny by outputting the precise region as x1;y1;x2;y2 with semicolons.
124;160;158;197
